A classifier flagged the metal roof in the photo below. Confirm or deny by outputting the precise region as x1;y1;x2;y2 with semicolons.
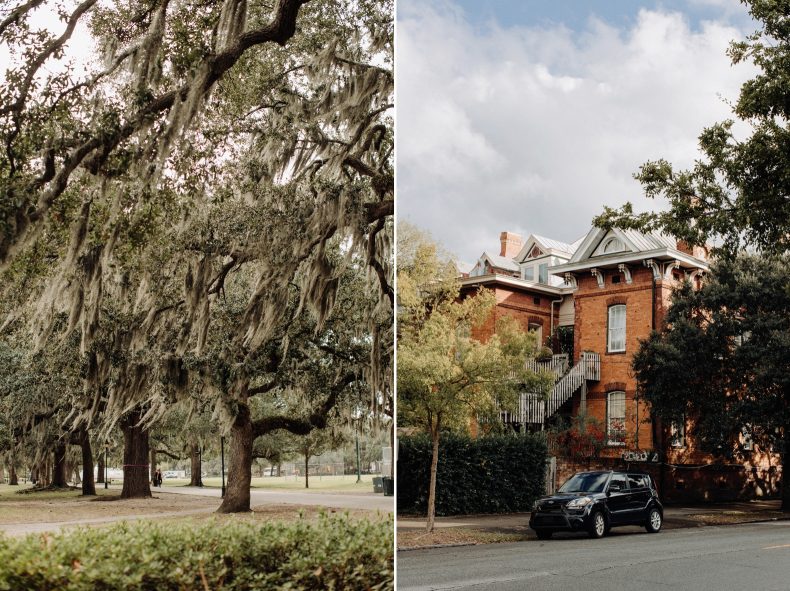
531;235;578;256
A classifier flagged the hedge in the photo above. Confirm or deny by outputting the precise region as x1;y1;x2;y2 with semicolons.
397;432;547;516
0;514;393;590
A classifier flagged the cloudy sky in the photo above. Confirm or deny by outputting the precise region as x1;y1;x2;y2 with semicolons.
396;0;757;268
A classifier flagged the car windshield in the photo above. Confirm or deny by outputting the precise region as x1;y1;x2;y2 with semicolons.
558;473;610;493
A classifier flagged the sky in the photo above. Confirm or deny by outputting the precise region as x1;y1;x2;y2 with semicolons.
396;0;757;268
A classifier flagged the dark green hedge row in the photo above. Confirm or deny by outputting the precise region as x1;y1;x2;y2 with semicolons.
0;514;393;590
397;433;547;516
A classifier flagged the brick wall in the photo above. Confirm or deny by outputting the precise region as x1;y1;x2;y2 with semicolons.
570;266;679;451
463;284;555;344
552;452;782;503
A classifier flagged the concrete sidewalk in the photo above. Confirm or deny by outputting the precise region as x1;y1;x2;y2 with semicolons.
398;499;788;535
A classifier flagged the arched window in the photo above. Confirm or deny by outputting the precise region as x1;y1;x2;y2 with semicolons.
607;304;626;353
602;237;625;254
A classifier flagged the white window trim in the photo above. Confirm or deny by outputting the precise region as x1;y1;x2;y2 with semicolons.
607;391;626;446
607;304;626;353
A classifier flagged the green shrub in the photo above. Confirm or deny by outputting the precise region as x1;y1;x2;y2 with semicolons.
397;432;547;516
0;513;393;590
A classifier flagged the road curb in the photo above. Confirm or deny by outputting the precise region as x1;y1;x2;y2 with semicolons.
397;514;790;550
399;542;479;552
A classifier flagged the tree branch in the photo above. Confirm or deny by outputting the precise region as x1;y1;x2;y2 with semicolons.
3;0;312;267
0;0;44;38
1;0;99;117
251;372;355;437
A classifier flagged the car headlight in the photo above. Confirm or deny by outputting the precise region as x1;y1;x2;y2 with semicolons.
532;500;541;511
566;496;593;509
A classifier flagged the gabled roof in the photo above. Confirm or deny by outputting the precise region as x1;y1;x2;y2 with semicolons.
552;227;708;275
514;234;579;263
481;252;519;272
568;227;679;264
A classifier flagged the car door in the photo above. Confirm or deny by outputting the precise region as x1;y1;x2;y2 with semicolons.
605;473;631;524
626;474;651;522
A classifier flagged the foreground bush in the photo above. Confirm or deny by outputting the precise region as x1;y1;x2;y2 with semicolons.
398;432;547;516
0;513;393;590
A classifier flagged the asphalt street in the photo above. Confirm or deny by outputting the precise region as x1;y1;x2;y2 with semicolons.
159;484;395;512
397;521;790;591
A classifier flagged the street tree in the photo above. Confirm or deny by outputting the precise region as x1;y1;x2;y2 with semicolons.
594;1;790;256
397;226;550;531
632;255;790;511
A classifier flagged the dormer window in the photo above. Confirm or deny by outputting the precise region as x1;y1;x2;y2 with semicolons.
602;237;625;254
538;263;548;284
523;266;534;281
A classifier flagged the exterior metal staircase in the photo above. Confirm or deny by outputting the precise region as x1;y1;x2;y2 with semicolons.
504;352;600;428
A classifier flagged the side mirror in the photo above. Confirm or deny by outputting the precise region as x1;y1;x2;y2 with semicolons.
608;484;621;493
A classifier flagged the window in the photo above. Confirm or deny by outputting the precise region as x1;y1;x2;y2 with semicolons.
670;419;686;448
538;263;548;284
742;425;753;451
607;391;626;445
608;473;628;492
607;305;626;352
528;322;543;344
602;237;625;254
523;266;534;281
627;474;648;489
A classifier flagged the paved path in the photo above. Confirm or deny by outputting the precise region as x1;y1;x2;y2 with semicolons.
0;507;216;537
159;485;394;512
398;520;790;590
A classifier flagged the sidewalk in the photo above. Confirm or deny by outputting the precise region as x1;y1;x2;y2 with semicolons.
397;499;789;549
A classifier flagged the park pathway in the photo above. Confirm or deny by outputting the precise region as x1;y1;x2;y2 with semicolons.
161;484;394;512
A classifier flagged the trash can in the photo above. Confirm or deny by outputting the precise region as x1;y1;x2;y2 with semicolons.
382;476;393;496
373;476;384;493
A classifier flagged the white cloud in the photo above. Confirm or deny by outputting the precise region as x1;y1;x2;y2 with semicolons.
396;2;756;262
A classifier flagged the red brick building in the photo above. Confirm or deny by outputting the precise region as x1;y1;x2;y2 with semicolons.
462;227;781;501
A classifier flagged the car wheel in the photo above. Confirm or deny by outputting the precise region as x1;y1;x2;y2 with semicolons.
536;530;553;540
588;511;606;539
645;508;662;533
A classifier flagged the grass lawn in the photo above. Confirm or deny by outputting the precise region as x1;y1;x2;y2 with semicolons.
0;483;119;501
162;473;380;493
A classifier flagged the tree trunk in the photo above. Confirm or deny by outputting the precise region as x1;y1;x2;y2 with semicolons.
96;452;105;484
80;431;96;496
52;441;68;488
189;442;203;487
120;409;152;499
782;425;789;512
304;453;309;489
8;458;17;486
426;418;441;533
217;404;252;513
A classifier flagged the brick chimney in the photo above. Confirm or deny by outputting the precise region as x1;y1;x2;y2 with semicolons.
499;231;522;258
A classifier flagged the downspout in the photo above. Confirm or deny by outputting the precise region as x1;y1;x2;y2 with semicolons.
644;259;664;500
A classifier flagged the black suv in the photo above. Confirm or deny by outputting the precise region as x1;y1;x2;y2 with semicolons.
529;470;663;539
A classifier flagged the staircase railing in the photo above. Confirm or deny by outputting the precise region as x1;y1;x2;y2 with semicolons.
503;351;600;426
524;354;569;378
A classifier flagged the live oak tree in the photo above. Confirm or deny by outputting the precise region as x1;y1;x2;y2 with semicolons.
0;0;392;506
633;255;790;511
397;226;550;532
